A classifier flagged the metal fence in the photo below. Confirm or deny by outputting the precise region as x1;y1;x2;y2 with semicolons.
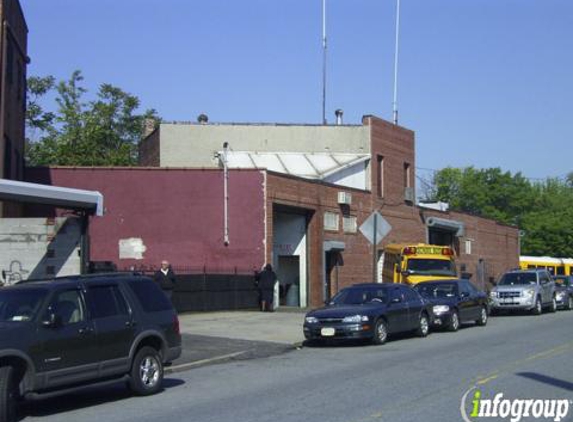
89;261;260;312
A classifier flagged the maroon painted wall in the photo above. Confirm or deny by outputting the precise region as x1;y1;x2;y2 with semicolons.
26;167;266;273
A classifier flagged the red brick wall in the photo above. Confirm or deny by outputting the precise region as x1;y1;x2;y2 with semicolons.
0;0;28;216
138;129;160;166
26;167;266;273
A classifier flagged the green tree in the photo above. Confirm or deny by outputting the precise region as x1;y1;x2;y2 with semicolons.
426;167;573;257
26;70;159;166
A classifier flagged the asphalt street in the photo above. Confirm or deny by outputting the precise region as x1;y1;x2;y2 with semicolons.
19;310;573;422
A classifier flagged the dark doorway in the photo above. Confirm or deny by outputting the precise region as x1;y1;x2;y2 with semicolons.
277;255;300;307
324;251;344;301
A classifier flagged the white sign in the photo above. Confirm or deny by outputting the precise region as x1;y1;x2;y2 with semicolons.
119;238;147;260
359;212;392;245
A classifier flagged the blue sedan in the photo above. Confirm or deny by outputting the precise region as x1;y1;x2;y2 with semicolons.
414;279;489;332
303;283;432;345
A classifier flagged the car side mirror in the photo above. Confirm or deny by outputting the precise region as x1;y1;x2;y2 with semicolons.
42;313;62;328
401;270;411;277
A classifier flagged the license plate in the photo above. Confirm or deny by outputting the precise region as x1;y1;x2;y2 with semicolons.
321;327;335;337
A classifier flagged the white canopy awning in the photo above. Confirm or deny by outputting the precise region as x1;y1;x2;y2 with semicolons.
0;179;104;216
219;151;370;189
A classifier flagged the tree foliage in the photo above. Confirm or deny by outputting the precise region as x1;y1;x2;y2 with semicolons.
26;71;159;166
425;167;573;257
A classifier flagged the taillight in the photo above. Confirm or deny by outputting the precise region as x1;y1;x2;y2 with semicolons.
173;314;180;335
442;248;454;256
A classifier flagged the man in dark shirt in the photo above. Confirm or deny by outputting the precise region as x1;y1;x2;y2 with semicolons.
257;264;277;312
154;260;176;300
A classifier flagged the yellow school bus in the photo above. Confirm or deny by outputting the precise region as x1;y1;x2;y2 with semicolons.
382;243;457;285
519;256;570;276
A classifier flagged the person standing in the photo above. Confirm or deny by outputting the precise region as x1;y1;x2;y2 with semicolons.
154;260;176;300
257;263;277;312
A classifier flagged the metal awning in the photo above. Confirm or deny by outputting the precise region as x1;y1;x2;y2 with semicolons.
426;216;465;237
0;179;104;216
219;150;370;180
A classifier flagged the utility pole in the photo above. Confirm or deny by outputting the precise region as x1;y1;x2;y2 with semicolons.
392;0;401;125
322;0;327;125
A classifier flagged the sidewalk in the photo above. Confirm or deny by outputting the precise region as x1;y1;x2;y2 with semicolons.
168;309;307;372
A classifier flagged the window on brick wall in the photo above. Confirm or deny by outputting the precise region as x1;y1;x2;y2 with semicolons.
4;136;12;180
465;239;472;255
342;216;357;233
324;212;339;231
377;155;384;197
403;162;411;188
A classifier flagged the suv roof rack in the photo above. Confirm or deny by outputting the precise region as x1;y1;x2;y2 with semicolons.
15;272;146;285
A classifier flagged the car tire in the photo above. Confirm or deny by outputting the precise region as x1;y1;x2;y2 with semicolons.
532;297;542;315
129;346;164;396
0;365;18;422
416;313;430;337
567;296;573;311
549;297;557;313
476;306;488;326
448;311;460;332
372;319;388;345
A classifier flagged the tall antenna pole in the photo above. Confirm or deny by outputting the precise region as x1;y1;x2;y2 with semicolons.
392;0;401;125
322;0;327;125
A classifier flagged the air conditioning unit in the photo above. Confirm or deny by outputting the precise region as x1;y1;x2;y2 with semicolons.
337;192;352;205
404;187;415;203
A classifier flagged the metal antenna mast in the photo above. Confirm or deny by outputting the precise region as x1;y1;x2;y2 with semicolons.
392;0;401;125
322;0;327;125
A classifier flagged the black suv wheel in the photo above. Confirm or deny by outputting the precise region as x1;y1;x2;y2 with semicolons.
0;366;18;422
129;346;164;396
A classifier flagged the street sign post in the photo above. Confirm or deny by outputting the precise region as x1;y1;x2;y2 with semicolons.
359;212;392;282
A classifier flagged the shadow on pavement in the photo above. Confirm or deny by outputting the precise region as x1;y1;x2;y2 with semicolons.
516;372;573;392
18;377;185;420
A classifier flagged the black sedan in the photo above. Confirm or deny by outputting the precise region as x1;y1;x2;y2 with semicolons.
554;275;573;310
413;279;489;332
303;283;432;345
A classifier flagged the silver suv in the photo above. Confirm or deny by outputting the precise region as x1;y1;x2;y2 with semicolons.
490;269;556;315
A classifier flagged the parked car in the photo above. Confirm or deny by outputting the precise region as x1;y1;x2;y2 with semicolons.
554;275;573;310
413;279;489;331
0;273;182;422
303;283;432;345
490;269;556;315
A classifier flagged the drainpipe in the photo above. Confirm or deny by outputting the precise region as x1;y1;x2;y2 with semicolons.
222;142;230;246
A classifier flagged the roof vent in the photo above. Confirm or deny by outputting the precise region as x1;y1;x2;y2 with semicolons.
335;109;344;125
197;114;209;124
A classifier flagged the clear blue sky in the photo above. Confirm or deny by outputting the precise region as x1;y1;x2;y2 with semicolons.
20;0;572;181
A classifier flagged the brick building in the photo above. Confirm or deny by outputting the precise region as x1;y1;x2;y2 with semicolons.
0;0;28;216
27;115;519;309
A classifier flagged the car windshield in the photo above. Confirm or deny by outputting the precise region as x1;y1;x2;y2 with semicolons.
498;273;537;286
0;288;47;322
406;259;456;276
415;282;458;299
330;287;388;305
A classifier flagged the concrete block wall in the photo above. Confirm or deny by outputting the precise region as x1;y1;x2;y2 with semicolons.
0;217;81;285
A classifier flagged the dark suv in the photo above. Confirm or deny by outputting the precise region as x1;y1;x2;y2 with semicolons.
0;273;182;422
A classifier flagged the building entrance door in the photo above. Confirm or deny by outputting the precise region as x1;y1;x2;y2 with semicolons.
277;256;300;307
324;251;343;301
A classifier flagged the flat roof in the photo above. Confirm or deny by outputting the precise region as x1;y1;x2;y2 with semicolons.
0;179;103;216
